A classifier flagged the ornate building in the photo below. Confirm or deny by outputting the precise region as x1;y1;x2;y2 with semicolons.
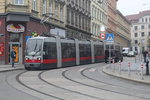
107;0;117;40
91;0;108;40
116;10;131;47
0;0;66;64
126;10;150;54
65;0;91;40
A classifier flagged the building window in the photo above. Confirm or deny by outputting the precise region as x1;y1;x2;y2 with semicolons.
135;40;138;44
55;2;58;17
32;0;37;11
142;18;144;22
135;47;137;51
14;0;24;5
134;33;138;37
60;7;63;21
145;18;147;22
71;11;74;25
148;25;150;29
134;26;137;30
141;25;144;29
149;32;150;36
141;32;145;37
67;9;70;24
49;0;53;14
43;0;47;14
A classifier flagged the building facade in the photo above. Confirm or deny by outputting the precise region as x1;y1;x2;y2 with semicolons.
126;10;150;54
107;0;117;36
0;0;66;64
91;0;108;40
65;0;91;40
116;10;131;47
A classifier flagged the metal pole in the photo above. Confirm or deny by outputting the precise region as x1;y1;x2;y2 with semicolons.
109;44;111;64
119;60;121;75
113;59;115;72
128;62;130;76
141;64;144;80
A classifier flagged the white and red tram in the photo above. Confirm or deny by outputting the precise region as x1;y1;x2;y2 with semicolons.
24;36;105;70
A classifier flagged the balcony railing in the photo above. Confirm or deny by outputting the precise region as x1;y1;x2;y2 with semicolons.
6;4;29;13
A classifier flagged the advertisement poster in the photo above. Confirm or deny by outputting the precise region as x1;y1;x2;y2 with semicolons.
12;46;19;63
0;43;4;56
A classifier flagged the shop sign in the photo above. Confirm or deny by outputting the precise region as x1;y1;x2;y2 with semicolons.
0;43;4;56
7;24;25;33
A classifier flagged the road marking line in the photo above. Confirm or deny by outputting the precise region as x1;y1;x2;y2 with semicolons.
89;68;97;72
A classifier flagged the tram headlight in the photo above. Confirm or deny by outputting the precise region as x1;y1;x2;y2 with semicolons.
37;57;41;60
25;57;29;60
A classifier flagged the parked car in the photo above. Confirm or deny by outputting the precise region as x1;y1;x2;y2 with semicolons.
127;51;135;57
122;47;129;56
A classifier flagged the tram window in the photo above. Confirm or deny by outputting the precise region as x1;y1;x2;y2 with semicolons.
61;43;75;58
26;39;42;56
94;45;104;56
43;42;57;59
79;44;91;57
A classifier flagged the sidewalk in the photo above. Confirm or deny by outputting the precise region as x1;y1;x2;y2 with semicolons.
0;64;24;72
103;57;150;84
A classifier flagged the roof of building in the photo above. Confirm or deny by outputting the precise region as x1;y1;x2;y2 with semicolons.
125;10;150;23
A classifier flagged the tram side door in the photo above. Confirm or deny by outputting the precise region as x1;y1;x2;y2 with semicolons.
9;42;22;64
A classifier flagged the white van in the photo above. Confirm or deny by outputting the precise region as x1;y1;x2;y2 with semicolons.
122;48;129;56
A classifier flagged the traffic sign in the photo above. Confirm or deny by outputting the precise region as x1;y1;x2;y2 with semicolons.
106;33;114;42
100;33;106;39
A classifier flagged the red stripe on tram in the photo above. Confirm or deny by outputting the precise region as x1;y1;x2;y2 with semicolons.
62;58;76;62
95;56;105;59
80;57;92;60
26;60;41;63
43;59;57;64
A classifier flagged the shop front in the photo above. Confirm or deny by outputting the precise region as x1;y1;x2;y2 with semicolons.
0;12;65;65
7;23;25;64
0;13;29;65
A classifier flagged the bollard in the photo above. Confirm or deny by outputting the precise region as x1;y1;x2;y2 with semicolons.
113;59;115;72
119;60;121;75
128;62;130;76
146;60;149;75
141;64;144;80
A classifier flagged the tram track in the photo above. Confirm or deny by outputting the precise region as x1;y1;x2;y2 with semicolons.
81;66;150;92
15;63;150;100
61;66;150;100
16;69;105;100
39;71;105;100
16;70;64;100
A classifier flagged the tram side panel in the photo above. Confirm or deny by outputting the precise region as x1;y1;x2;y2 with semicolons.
61;41;76;67
79;42;92;65
43;41;57;69
94;44;105;63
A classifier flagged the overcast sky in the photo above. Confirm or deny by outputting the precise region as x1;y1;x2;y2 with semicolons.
117;0;150;16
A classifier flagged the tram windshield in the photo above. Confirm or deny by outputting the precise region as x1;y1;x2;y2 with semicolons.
26;39;43;56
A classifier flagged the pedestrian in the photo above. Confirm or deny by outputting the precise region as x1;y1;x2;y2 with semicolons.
143;50;148;63
10;48;16;67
